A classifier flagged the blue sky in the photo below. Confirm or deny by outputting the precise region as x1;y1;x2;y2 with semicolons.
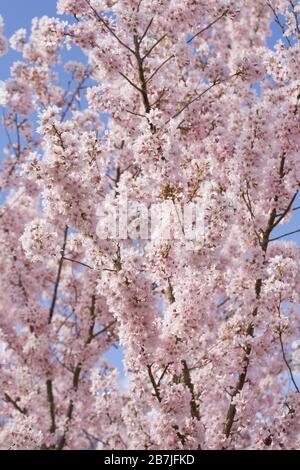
0;1;300;379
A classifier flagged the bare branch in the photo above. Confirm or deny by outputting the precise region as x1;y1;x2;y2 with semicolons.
125;109;148;118
157;363;171;386
279;330;299;393
289;0;300;34
267;2;292;47
119;71;143;93
63;256;94;270
139;17;154;43
182;360;200;420
147;364;162;402
85;0;134;54
48;226;68;324
60;71;90;122
4;393;27;415
273;191;298;227
276;204;300;217
92;320;117;339
142;33;168;61
270;228;300;242
134;35;152;115
187;9;229;44
146;55;175;83
169;80;220;123
46;379;56;434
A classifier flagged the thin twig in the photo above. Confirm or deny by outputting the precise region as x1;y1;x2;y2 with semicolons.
85;0;134;54
157;363;171;386
92;320;117;339
142;33;168;61
48;226;68;324
182;360;200;420
147;364;162;402
125;109;147;118
267;2;292;47
46;379;56;434
279;330;299;392
187;9;229;44
63;256;93;270
146;55;175;83
270;228;300;242
276;204;300;217
139;17;154;44
119;71;143;93
4;393;27;415
168;80;219;123
273;191;298;227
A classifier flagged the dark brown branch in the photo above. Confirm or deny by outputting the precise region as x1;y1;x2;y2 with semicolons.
151;89;166;107
182;360;200;420
157;363;171;386
48;226;68;324
289;1;300;34
142;33;168;61
267;2;292;47
169;79;222;123
92;320;117;339
279;330;299;393
167;277;175;304
146;55;175;83
276;204;300;217
134;35;152;115
85;0;134;54
119;71;143;93
52;125;66;150
217;297;230;308
63;256;93;270
61;72;90;122
4;393;27;415
46;379;56;434
56;296;97;449
147;364;162;402
125;109;147;118
224;207;277;437
273;191;298;227
270;228;300;242
187;9;229;44
224;154;288;436
139;17;154;44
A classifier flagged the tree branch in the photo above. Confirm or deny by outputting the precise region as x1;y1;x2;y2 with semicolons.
46;379;56;434
119;71;143;93
48;226;68;324
182;360;200;420
92;320;117;339
146;55;175;83
139;17;154;44
224;207;277;437
147;364;162;402
187;9;229;44
85;0;134;54
4;393;27;415
63;256;93;270
279;330;299;393
273;191;298;228
142;33;168;61
270;228;300;242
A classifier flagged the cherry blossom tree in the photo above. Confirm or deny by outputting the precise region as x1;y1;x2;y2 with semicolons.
1;0;300;450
